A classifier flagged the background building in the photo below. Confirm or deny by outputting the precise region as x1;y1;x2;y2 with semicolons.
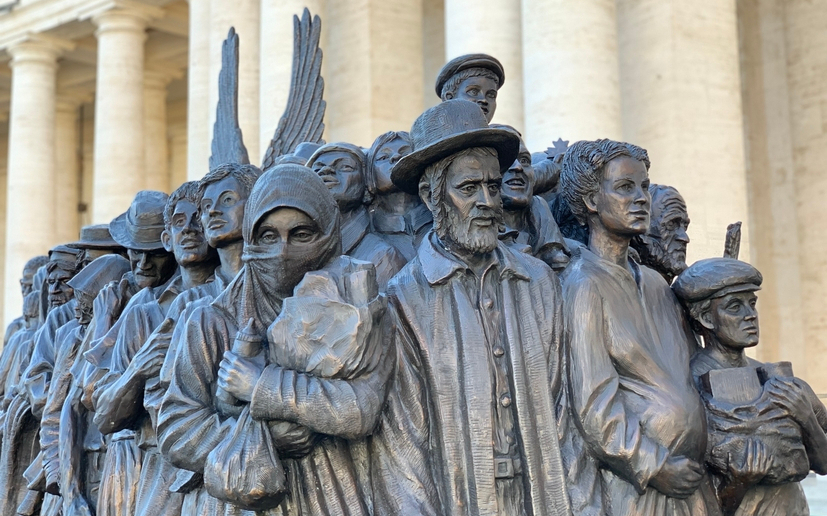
0;0;824;397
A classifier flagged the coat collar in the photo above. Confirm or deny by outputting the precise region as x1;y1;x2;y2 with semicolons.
419;231;531;286
341;206;370;254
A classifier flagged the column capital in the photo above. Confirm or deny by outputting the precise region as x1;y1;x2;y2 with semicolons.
144;64;183;90
7;33;75;68
81;0;164;34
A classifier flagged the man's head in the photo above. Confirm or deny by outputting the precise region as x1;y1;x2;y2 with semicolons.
490;124;535;210
162;181;215;267
68;254;131;327
21;255;48;297
198;163;262;249
674;258;762;350
436;54;504;123
110;190;177;290
69;224;126;268
45;245;83;309
634;184;691;283
307;143;369;212
560;139;652;238
366;131;413;197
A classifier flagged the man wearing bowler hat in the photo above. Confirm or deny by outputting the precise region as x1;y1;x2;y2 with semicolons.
435;53;505;123
370;99;572;516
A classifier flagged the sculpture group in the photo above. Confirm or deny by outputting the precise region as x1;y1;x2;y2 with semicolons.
0;8;824;516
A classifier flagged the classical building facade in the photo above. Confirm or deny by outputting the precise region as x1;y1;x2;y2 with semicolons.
0;0;824;393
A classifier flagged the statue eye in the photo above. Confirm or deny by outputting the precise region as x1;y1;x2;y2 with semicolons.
460;184;477;195
291;228;317;243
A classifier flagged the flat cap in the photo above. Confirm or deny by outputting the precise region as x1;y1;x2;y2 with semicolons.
435;53;505;97
673;257;762;304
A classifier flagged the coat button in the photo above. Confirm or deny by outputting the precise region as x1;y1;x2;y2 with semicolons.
483;298;494;309
501;394;512;407
493;346;505;357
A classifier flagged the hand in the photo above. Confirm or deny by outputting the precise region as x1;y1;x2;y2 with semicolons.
728;438;771;484
765;377;812;425
99;278;130;320
649;455;704;499
217;351;264;403
268;421;318;458
129;345;167;381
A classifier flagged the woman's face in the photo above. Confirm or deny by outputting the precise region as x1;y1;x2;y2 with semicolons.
254;207;325;294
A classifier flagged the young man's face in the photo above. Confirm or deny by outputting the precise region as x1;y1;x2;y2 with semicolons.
163;199;212;267
200;175;247;248
501;139;536;210
705;291;760;349
372;137;412;195
448;76;498;122
589;156;651;237
312;151;366;212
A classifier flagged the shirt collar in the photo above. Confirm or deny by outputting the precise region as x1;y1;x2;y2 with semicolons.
419;231;531;286
156;272;183;304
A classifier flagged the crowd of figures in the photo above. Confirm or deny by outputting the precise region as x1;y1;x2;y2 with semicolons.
1;11;826;516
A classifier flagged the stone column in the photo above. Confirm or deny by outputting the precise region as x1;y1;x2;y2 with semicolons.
54;96;82;243
259;0;325;157
3;34;73;324
187;0;210;180
617;0;749;265
325;0;424;147
89;1;162;223
144;68;176;192
444;0;523;131
0;129;8;327
209;0;260;162
784;0;827;394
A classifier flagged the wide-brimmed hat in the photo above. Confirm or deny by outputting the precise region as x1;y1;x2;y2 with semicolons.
109;190;169;251
68;224;124;251
435;53;505;98
391;100;520;195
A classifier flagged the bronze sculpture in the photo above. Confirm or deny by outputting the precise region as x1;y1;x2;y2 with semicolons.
366;131;432;261
372;99;571;516
435;54;504;123
307;142;405;290
631;184;691;284
558;139;718;515
674;258;827;516
4;255;48;347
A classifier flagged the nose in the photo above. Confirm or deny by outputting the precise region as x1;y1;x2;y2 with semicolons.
676;227;690;243
208;204;221;217
184;213;200;233
510;159;523;174
318;165;335;176
476;185;498;209
745;305;758;321
138;252;150;269
49;281;60;294
477;97;489;108
633;187;649;206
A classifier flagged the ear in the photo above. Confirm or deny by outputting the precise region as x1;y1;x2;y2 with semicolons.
419;182;435;213
583;191;598;216
443;91;454;100
699;308;715;331
161;229;173;253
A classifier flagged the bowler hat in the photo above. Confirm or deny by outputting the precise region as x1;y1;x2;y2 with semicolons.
391;100;520;195
435;53;505;98
109;190;169;251
68;224;124;251
673;258;763;304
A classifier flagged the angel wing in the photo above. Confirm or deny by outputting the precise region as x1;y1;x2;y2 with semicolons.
209;27;250;169
260;9;326;170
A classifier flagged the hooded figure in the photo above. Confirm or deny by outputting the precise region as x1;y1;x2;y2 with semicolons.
159;165;392;516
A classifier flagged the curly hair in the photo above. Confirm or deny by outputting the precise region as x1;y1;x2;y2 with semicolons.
164;181;201;229
366;131;412;196
560;139;650;225
198;163;262;203
440;68;500;101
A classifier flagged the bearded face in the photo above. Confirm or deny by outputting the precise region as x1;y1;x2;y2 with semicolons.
640;189;690;282
431;149;504;256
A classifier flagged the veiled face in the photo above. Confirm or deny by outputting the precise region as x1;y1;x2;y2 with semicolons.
589;157;651;237
200;176;247;248
128;249;177;290
647;197;690;278
501;139;535;210
372;137;412;195
164;200;213;267
447;76;498;122
254;207;323;296
705;291;760;349
438;151;503;255
47;268;74;308
312;151;365;212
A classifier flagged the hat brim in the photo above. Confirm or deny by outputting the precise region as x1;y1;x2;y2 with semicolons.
109;212;166;251
391;128;520;195
67;239;124;250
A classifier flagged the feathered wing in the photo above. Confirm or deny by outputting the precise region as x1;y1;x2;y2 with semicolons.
261;8;326;170
209;27;250;169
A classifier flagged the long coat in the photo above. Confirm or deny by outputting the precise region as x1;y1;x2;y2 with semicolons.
371;233;572;516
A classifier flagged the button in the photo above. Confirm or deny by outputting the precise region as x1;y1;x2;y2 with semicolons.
507;434;515;445
500;394;512;407
493;346;505;357
483;298;493;309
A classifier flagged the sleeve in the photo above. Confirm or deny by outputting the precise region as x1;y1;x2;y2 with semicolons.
157;306;235;474
20;312;63;418
248;313;393;440
369;297;441;516
563;278;669;494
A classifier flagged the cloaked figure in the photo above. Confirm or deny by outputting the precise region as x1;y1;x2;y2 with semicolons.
4;256;48;347
674;258;827;516
558;139;719;515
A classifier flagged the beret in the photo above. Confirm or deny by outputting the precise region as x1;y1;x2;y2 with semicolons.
673;257;762;303
435;53;505;97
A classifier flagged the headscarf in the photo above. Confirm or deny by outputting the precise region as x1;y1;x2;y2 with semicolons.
215;164;342;328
